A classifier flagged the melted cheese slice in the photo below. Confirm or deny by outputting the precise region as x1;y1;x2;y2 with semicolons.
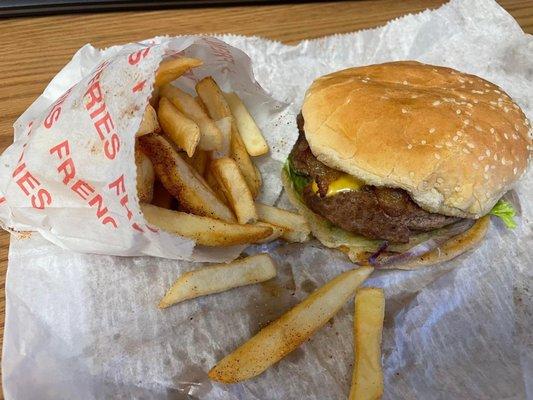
311;174;364;197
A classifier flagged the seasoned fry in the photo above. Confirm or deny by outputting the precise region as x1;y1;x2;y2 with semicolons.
159;84;222;151
212;117;232;159
196;77;261;197
185;149;209;176
211;157;257;224
155;57;202;87
231;125;261;198
158;254;276;308
205;167;229;205
141;204;272;246
209;267;374;383
254;222;284;244
255;203;311;242
349;288;385;400
158;97;200;157
135;147;155;203
195;77;232;120
138;133;235;222
223;92;268;156
136;104;160;137
151;180;175;209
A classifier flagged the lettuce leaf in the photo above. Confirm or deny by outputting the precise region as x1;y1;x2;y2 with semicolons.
283;156;311;196
489;199;517;229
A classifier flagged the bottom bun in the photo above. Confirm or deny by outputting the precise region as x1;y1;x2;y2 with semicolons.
282;169;490;270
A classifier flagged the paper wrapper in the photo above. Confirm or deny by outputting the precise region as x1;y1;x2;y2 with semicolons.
2;0;532;398
0;36;296;262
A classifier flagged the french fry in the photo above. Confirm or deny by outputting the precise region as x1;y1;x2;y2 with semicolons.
158;254;276;308
254;222;284;244
151;180;175;209
209;267;373;383
349;288;385;400
212;117;232;159
141;204;272;246
135;147;155;203
138;133;235;222
211;157;257;224
255;203;311;243
204;166;229;205
185;149;209;176
159;84;222;151
196;77;261;197
223;92;268;156
155;57;202;87
136;104;160;137
158;97;200;157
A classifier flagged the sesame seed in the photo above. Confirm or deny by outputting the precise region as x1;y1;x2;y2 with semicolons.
513;167;517;175
467;142;475;148
432;100;441;106
460;85;466;89
403;81;408;85
484;165;490;172
402;108;408;114
498;97;503;102
454;186;461;192
409;171;415;178
456;109;461;115
429;128;436;133
456;131;463;136
484;174;489;180
462;148;470;154
494;154;498;161
473;163;479;169
434;153;441;159
469;80;474;84
411;94;418;99
407;144;413;149
464;119;470;125
466;103;473;108
436;177;444;184
504;133;509;139
485;149;491;156
494;90;501;94
472;90;484;94
504;107;509;113
473;99;479;103
490;101;497;106
435;144;443;148
458;78;465;83
484;83;490;87
513;104;519;109
491;165;495;170
475;126;483;132
421;140;427;145
453;135;459;141
512;134;519;140
490;128;495;133
514;124;520;131
446;142;453;147
459;94;467;100
478;155;484;161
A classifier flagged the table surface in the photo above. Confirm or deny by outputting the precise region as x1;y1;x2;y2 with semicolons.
0;0;532;395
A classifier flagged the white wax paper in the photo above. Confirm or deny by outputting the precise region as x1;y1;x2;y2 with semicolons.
0;36;295;262
2;0;532;399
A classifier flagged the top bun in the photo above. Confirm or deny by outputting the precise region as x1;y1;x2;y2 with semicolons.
302;61;532;218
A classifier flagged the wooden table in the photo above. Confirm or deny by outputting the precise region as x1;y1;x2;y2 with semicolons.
0;0;531;395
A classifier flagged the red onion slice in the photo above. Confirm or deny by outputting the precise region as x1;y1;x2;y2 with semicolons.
369;219;475;268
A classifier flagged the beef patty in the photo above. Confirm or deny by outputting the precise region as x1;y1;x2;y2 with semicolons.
290;115;461;243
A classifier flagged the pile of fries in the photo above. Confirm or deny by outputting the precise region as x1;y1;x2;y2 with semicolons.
136;57;311;247
139;57;386;399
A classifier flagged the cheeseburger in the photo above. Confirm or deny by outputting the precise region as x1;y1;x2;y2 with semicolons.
283;61;531;269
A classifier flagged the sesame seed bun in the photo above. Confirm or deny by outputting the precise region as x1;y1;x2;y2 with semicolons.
302;61;532;218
